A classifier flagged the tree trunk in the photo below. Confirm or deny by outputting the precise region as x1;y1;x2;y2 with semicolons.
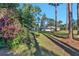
66;4;69;32
55;4;57;31
68;3;73;39
77;3;79;34
40;19;43;31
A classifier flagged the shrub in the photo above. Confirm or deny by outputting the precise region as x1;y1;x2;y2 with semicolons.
7;34;21;49
32;31;40;37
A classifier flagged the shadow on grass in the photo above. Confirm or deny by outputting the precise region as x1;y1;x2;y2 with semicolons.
31;33;59;56
53;34;68;39
34;46;59;56
43;33;79;56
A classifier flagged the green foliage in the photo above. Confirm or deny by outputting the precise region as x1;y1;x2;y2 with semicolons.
60;24;66;30
33;5;41;16
21;4;35;29
49;3;60;6
0;39;5;48
7;27;27;49
40;14;47;30
32;31;40;37
0;3;19;9
47;18;54;26
7;35;21;49
0;3;42;55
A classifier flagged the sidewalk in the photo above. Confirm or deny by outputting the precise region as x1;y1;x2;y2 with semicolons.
0;48;14;56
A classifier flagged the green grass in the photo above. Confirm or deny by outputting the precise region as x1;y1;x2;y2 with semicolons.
55;31;68;35
52;30;79;39
36;33;70;56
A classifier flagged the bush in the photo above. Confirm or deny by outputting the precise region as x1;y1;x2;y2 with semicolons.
7;35;21;49
0;39;5;48
33;32;40;37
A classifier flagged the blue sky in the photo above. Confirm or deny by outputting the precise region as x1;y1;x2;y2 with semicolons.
32;3;77;24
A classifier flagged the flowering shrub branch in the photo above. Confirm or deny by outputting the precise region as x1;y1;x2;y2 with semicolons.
0;16;20;39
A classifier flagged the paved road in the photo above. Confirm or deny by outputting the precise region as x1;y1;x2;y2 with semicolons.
0;48;14;56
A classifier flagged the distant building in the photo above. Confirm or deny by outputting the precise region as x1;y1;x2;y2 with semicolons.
42;26;60;32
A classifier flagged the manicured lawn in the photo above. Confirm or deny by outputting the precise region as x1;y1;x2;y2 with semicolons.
53;30;79;39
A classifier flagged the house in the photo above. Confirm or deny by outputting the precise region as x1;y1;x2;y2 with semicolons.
42;26;60;32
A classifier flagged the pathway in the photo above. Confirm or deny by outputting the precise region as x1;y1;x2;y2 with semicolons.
0;48;14;56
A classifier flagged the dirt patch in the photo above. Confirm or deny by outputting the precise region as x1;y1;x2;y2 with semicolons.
60;38;79;50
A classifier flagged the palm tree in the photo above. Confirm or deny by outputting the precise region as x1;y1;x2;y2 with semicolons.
49;3;59;31
77;3;79;34
68;3;73;39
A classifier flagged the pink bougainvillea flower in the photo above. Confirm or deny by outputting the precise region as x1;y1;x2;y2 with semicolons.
0;16;21;39
3;33;9;38
8;25;15;30
0;27;2;30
